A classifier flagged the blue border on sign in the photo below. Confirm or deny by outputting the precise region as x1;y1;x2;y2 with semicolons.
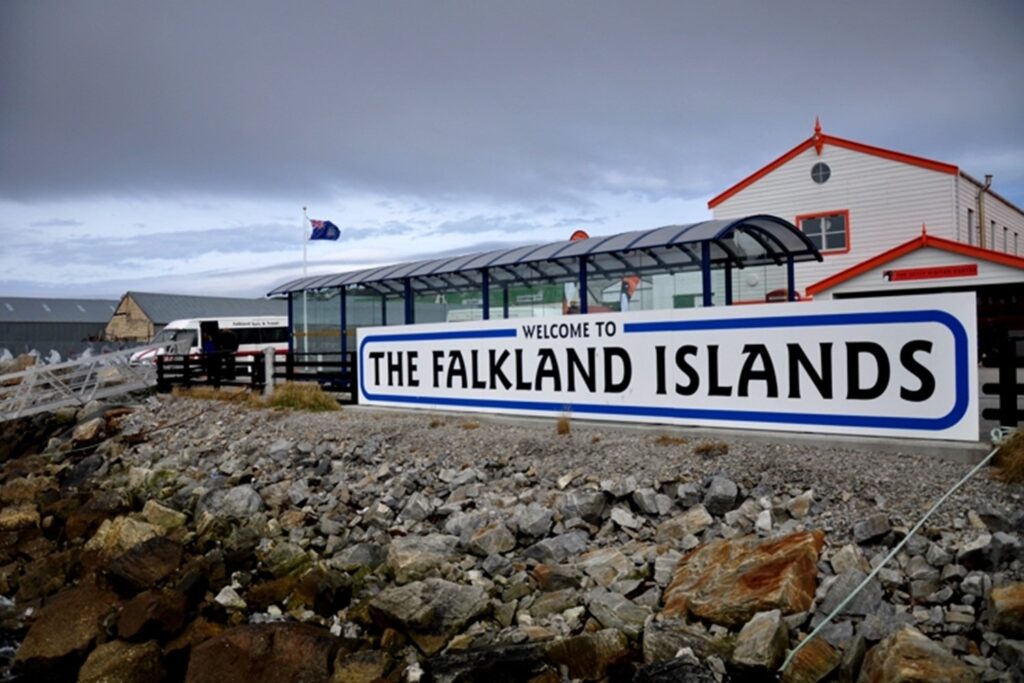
358;310;970;432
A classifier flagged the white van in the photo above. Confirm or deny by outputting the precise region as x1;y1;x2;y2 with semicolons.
131;316;289;364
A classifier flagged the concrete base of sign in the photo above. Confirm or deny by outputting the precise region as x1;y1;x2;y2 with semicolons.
351;405;994;465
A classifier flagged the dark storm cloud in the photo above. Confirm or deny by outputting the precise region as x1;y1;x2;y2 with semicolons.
2;1;1022;206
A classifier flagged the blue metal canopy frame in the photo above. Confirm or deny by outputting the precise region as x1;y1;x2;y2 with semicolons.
270;215;821;333
268;214;819;301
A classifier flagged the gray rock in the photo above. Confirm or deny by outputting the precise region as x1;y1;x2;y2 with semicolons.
560;490;607;524
400;492;434;522
261;542;311;578
577;547;634;588
196;485;265;527
467;522;516;556
642;618;734;664
368;578;489;656
286;479;310;506
906;554;940;581
523;531;589;563
655;504;712;543
654;550;683;587
268;439;293;459
529;588;580;618
853;513;890;544
482;554;514;578
818;569;883;617
632;488;660;516
386;533;458;584
732;609;788;671
703;477;738;516
961;571;992;598
831;544;869;575
675;483;702;508
586;587;650;638
957;534;993;569
601;476;638;499
514;504;554;538
926;543;953;568
444;510;489;539
330;542;387;572
610;506;643;530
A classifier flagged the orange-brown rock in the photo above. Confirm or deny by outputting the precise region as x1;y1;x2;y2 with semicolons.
781;637;841;683
857;626;977;683
184;622;339;683
14;581;121;675
990;582;1024;638
662;530;825;627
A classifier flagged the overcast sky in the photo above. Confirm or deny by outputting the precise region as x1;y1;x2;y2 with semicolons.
1;1;1022;300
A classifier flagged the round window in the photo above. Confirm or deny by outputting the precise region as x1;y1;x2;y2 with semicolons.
811;162;831;184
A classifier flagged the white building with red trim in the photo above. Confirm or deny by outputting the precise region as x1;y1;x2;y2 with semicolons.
709;121;1024;300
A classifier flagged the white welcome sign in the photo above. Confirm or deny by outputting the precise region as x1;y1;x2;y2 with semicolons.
357;292;977;441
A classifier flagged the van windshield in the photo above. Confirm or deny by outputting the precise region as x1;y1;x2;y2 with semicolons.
151;328;197;347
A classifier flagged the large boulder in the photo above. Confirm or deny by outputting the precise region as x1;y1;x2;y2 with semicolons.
78;640;166;683
991;582;1024;638
386;534;458;584
15;581;121;675
546;629;631;681
195;485;265;535
369;578;489;655
184;623;339;683
857;626;977;683
662;530;824;627
84;515;162;559
731;609;789;672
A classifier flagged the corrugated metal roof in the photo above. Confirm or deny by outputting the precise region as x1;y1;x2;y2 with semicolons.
0;297;118;323
267;215;821;296
127;291;287;325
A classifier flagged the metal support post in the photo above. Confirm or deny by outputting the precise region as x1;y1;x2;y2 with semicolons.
701;242;713;307
404;279;414;324
787;256;796;301
579;256;589;314
482;269;490;320
724;262;733;305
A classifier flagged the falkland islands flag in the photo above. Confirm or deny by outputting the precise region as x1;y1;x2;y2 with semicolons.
309;219;340;241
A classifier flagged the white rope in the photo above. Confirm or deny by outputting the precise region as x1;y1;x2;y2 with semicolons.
779;427;1017;675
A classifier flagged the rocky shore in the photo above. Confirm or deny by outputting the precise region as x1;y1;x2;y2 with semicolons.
1;395;1022;682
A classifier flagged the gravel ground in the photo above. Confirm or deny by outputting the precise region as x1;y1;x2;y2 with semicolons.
126;396;1020;542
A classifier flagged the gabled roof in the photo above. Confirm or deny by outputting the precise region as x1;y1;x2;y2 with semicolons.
125;292;286;325
806;230;1024;297
708;120;959;209
0;297;118;323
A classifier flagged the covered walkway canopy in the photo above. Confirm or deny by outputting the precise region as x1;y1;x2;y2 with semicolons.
267;215;821;352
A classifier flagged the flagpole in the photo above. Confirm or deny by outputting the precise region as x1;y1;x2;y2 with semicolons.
302;206;309;278
301;206;309;355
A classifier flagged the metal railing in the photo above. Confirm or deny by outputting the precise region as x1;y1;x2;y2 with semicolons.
0;340;189;422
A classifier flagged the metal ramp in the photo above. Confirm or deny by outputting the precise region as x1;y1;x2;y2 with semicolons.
0;341;187;422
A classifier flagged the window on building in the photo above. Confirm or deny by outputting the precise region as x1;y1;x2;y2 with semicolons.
991;220;997;249
967;209;974;245
1004;226;1009;252
796;210;850;253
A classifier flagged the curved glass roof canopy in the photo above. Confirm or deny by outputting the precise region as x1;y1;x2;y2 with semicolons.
268;215;821;298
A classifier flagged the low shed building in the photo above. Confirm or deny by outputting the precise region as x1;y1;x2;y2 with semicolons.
0;297;118;360
104;291;287;343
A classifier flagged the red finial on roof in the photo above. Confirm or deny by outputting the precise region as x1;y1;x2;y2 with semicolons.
813;117;824;155
921;223;927;235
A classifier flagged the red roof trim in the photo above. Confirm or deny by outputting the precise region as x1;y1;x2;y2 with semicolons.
708;133;959;209
806;233;1024;296
707;137;815;209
